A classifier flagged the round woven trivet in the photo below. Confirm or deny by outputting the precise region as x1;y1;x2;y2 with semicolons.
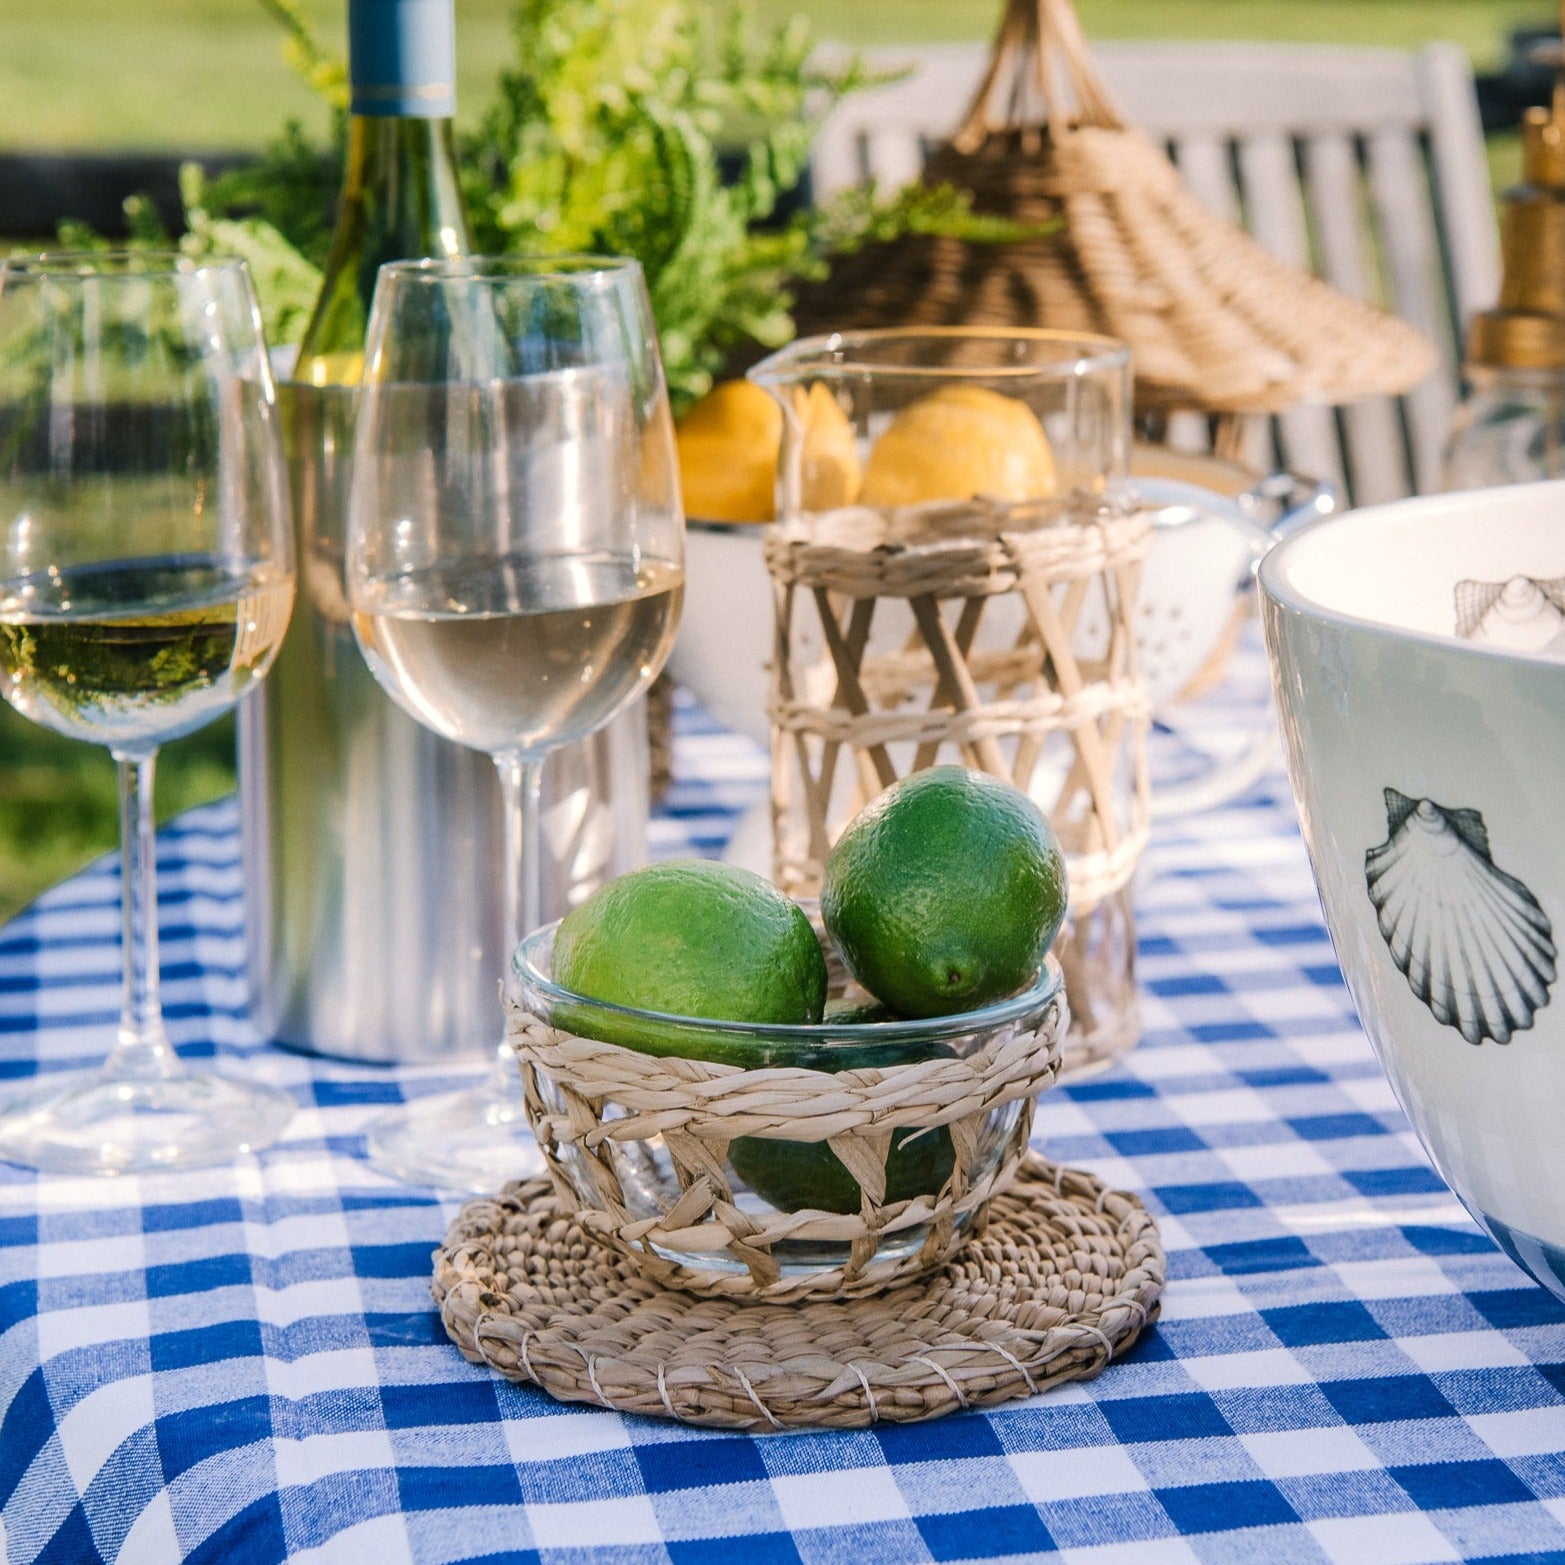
432;1153;1164;1431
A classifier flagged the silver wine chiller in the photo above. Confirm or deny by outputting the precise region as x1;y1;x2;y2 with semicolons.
239;380;649;1063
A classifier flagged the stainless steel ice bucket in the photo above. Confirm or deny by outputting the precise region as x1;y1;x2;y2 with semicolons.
239;379;649;1063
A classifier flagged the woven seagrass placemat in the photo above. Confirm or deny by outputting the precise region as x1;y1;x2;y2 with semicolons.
432;1154;1164;1431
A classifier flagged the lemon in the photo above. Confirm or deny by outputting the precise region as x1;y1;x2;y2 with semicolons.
860;385;1056;507
790;383;863;510
821;766;1067;1018
550;859;827;1059
675;380;783;524
675;379;865;522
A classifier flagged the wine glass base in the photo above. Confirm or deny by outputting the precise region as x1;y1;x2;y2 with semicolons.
366;1081;544;1195
0;1068;295;1176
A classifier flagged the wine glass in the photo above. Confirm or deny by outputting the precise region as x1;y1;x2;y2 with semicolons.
346;256;683;1192
0;253;296;1174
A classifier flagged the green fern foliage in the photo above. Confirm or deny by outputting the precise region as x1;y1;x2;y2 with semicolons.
465;0;866;407
56;0;1021;412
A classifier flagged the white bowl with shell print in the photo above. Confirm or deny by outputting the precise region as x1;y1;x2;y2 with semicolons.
1259;479;1565;1301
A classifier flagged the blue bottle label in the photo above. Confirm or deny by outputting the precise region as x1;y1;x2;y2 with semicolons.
349;0;456;118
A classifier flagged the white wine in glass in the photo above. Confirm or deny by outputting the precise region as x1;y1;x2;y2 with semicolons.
0;253;296;1175
353;554;681;754
3;560;292;747
347;256;684;1193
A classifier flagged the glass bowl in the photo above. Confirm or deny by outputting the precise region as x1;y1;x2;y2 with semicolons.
506;912;1066;1297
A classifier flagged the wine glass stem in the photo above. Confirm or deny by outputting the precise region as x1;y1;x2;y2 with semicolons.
496;751;544;981
109;751;178;1081
491;754;544;1081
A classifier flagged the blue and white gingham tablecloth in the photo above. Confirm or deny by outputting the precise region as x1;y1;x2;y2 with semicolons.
5;690;1565;1565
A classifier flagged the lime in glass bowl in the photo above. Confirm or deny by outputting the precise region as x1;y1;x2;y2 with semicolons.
507;913;1065;1293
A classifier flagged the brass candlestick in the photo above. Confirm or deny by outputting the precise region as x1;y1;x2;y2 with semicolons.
1468;6;1565;370
1446;5;1565;487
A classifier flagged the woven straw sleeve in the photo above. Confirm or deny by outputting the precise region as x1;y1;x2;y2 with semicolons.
766;503;1151;925
504;981;1067;1305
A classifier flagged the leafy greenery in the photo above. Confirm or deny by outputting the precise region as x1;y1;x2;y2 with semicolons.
255;0;349;107
816;181;1062;253
456;0;1055;400
51;163;326;350
79;0;1028;409
461;0;863;404
170;0;892;407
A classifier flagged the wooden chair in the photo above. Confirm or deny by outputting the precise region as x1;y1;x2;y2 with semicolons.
811;42;1501;505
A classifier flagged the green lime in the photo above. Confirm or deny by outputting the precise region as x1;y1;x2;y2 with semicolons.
821;766;1067;1018
822;997;901;1024
729;1035;958;1215
730;1125;955;1215
550;859;827;1062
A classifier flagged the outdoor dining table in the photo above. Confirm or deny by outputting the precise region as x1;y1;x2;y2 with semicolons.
4;672;1565;1565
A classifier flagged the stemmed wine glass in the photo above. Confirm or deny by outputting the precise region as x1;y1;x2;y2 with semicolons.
0;253;296;1174
346;256;683;1192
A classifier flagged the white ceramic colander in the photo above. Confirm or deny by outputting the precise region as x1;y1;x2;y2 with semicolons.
667;450;1335;824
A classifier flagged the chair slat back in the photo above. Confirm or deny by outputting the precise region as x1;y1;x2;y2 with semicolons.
810;40;1500;503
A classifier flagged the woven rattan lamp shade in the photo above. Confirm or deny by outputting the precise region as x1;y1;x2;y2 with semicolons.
793;0;1436;415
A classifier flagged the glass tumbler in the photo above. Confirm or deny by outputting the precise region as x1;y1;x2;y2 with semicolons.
750;327;1146;1078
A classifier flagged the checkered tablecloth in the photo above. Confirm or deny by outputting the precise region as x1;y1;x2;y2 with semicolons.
5;692;1565;1565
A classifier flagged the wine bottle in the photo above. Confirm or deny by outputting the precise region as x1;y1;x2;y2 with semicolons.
295;0;472;383
240;0;507;1061
241;0;649;1063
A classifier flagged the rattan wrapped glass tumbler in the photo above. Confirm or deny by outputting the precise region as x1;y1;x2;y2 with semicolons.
751;329;1150;1078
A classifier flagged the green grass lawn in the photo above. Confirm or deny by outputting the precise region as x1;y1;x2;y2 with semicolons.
0;0;1552;922
0;0;1551;151
0;707;237;922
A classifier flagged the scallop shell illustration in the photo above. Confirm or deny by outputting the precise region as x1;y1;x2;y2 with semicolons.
1453;575;1565;655
1364;789;1556;1045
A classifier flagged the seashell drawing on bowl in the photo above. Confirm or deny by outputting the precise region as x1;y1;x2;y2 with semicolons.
1453;575;1565;656
1364;788;1556;1046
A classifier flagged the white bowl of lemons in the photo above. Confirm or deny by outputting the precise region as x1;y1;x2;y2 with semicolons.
668;371;1331;789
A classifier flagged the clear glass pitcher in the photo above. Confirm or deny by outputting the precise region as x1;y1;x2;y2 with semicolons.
735;329;1335;1073
749;327;1145;1077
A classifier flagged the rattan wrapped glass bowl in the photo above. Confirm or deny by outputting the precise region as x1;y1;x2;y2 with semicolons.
504;913;1067;1302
